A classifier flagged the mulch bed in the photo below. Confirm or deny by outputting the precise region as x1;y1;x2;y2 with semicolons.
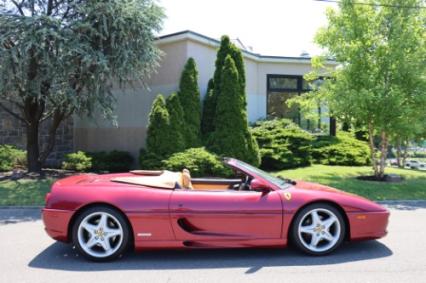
0;168;76;182
356;174;404;183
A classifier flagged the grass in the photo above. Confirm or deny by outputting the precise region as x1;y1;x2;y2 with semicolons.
275;165;426;201
0;178;54;206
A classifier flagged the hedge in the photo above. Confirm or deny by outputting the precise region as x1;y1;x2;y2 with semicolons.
0;145;26;171
312;132;370;166
162;147;231;177
88;150;134;172
251;119;314;170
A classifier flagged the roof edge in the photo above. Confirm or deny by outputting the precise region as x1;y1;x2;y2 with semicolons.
156;30;337;65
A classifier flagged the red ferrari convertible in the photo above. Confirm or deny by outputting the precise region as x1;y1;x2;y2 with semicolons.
42;158;389;261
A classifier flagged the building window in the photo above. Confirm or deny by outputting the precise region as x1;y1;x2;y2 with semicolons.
266;74;328;133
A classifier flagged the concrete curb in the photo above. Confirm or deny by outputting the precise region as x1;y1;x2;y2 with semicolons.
0;206;42;209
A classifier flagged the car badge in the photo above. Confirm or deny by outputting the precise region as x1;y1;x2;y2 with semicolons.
284;192;292;201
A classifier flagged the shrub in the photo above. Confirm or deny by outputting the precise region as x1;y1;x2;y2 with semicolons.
88;150;134;172
251;119;314;170
312;132;370;166
162;147;231;177
178;58;201;147
0;145;26;171
139;149;164;170
146;94;175;156
62;151;92;171
165;93;186;152
208;55;260;166
201;78;215;139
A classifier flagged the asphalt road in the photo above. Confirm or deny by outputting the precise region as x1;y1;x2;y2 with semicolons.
1;203;426;283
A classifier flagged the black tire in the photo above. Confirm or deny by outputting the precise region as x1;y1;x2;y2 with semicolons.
72;205;131;262
291;203;346;256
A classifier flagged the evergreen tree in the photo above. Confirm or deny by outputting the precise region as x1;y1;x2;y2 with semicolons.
203;35;248;137
166;93;186;153
146;95;174;156
201;78;215;138
178;58;201;147
209;56;260;165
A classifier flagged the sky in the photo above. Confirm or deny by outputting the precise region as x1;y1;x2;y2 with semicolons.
158;0;338;57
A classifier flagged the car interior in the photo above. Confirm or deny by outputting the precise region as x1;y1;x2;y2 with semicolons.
113;168;253;192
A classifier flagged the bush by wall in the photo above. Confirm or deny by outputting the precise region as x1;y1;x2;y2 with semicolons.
88;150;134;172
146;94;175;156
178;58;201;147
312;132;370;166
251;119;314;170
139;149;164;170
165;93;186;152
162;147;231;177
0;145;26;171
62;151;92;172
201;78;215;139
208;55;260;166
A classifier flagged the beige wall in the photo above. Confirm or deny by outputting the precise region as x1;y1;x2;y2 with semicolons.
74;40;189;159
74;35;323;162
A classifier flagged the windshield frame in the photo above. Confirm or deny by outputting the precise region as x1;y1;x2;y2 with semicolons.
225;158;291;190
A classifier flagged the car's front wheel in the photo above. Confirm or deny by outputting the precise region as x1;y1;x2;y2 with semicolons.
291;203;346;255
72;206;130;261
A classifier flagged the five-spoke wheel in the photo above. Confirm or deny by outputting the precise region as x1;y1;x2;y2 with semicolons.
72;206;130;261
292;203;345;255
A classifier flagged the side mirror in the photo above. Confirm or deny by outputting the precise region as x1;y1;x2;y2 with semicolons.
250;178;272;193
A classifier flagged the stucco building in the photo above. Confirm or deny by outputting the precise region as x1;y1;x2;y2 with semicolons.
0;30;336;164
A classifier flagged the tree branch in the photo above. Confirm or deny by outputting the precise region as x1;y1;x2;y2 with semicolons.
47;0;54;15
10;0;24;16
0;101;27;124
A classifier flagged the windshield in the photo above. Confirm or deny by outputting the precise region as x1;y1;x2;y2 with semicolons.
230;159;290;189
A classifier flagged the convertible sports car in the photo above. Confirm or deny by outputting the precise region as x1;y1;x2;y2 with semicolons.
42;158;389;261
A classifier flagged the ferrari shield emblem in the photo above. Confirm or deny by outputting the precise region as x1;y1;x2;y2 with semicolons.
284;192;292;201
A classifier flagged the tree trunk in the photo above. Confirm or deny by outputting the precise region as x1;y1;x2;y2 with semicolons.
26;121;42;172
367;123;379;177
396;138;402;167
378;131;389;179
401;140;408;168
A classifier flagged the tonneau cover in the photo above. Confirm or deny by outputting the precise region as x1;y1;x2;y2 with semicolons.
111;170;181;189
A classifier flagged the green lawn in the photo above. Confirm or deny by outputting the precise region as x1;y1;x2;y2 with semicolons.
0;178;54;206
275;165;426;200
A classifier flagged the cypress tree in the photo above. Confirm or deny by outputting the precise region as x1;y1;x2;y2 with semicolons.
201;78;215;138
209;56;260;165
178;58;201;147
146;94;174;156
203;35;248;137
166;93;186;153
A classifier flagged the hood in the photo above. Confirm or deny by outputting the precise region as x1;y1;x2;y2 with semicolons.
293;180;387;212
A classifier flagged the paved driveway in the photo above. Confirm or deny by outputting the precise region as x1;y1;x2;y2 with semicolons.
1;203;425;283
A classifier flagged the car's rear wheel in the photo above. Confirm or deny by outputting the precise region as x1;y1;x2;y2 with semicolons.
291;203;345;256
72;206;130;261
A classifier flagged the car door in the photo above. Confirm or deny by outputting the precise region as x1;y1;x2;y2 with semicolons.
169;188;283;241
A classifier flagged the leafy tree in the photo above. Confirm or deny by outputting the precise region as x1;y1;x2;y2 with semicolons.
146;95;175;156
292;0;426;178
0;0;164;172
209;55;260;165
178;58;201;147
166;93;186;153
201;78;215;138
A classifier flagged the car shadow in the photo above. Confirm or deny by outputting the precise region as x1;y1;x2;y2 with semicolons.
28;240;392;273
